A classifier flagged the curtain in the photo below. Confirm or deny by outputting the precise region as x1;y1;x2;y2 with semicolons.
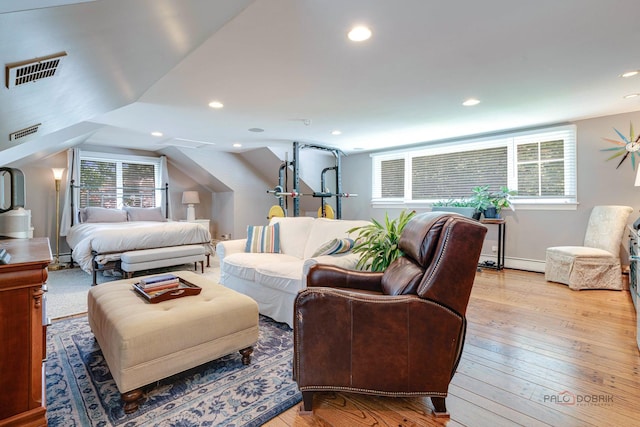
160;155;172;219
60;148;79;236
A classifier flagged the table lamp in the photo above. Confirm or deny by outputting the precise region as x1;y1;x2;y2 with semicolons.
182;191;200;221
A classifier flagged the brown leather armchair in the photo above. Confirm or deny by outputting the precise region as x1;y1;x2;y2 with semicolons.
293;212;487;417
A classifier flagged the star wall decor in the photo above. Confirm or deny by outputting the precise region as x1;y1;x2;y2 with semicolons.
601;122;640;170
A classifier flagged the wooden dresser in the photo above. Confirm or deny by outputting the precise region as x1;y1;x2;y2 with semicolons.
0;238;51;427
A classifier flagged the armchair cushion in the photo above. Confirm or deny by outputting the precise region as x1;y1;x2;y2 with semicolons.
381;257;424;295
222;252;299;281
270;216;314;258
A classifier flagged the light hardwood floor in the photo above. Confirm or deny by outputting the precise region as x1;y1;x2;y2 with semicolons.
265;268;640;427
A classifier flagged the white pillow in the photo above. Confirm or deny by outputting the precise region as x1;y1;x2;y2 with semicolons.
82;207;128;223
125;206;166;222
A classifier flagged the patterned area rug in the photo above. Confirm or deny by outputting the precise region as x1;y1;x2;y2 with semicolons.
46;315;301;426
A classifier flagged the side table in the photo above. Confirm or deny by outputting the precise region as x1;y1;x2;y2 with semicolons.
479;218;505;270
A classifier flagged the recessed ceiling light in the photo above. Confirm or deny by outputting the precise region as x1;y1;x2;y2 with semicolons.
624;93;640;99
331;130;342;135
151;131;163;137
348;26;372;42
233;143;242;148
248;128;264;133
208;101;224;109
462;98;481;106
621;70;639;78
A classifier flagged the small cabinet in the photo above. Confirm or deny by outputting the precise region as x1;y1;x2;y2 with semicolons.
0;238;51;427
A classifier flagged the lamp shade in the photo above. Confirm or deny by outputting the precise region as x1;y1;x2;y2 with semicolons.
52;168;65;180
182;191;200;204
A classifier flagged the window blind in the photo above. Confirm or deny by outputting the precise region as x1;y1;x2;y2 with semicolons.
371;124;577;206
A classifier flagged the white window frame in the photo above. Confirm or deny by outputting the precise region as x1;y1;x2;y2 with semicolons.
79;150;163;209
371;125;577;210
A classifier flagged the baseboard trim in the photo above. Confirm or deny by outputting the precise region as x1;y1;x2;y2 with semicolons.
478;254;545;273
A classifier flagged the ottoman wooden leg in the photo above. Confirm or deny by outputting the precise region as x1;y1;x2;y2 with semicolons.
122;388;143;414
239;346;254;365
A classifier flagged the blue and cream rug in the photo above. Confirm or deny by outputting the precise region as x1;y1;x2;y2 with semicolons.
46;315;301;426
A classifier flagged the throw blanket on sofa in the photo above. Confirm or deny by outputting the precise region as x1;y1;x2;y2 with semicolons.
67;221;213;273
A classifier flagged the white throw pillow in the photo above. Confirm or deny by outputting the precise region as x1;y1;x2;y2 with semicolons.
125;206;166;222
82;207;128;223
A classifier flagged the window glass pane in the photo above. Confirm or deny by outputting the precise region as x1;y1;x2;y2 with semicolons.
517;139;566;197
541;161;565;196
381;158;404;198
540;140;564;160
517;163;539;196
517;143;538;162
79;160;117;208
123;163;156;207
412;147;507;200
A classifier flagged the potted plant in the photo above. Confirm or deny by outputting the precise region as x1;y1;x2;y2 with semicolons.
347;209;416;271
484;186;517;218
431;199;478;219
470;186;491;219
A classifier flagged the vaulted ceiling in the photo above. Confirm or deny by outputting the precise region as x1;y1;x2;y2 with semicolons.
2;0;640;165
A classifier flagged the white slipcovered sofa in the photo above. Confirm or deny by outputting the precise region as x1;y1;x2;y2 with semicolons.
216;216;370;327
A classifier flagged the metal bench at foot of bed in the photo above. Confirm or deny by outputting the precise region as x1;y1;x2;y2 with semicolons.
119;245;207;279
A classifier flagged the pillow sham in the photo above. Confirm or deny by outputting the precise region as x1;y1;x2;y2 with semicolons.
312;237;355;257
245;223;280;253
125;206;166;222
82;207;128;223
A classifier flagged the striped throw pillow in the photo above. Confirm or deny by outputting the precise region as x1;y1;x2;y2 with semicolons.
312;238;355;257
245;223;280;253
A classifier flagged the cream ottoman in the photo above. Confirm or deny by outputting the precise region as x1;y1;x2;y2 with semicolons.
87;270;259;413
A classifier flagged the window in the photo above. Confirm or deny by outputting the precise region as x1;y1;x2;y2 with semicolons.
371;125;577;208
78;151;163;209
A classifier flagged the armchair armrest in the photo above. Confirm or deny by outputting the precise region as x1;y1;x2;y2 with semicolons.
215;238;247;264
305;263;384;292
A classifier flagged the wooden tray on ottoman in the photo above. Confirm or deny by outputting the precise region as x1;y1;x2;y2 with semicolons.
133;277;201;303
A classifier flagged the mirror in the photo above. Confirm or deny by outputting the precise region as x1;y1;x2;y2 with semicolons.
0;168;25;213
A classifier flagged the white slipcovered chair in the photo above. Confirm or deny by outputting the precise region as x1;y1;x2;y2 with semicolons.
545;205;633;290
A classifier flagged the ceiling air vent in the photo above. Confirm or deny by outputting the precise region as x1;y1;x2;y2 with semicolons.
5;52;67;89
9;123;41;142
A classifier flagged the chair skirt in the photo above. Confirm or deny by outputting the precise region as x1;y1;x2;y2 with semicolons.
545;246;623;290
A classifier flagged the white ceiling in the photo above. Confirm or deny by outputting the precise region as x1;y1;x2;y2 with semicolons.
2;0;640;161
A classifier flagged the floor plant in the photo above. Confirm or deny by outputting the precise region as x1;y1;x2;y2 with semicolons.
348;209;416;272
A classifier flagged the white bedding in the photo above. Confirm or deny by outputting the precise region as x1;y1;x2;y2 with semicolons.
67;221;214;273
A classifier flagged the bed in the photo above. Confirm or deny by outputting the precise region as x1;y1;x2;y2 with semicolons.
66;183;214;285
